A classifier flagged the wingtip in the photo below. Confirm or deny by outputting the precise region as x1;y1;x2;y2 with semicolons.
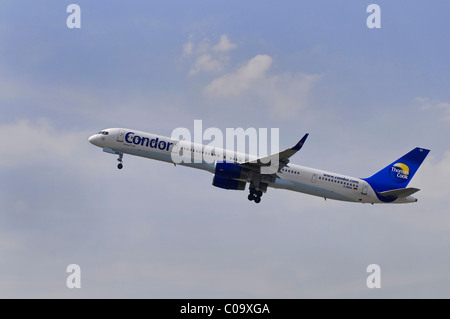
292;133;309;151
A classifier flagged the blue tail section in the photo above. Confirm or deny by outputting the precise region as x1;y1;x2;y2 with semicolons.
363;147;430;193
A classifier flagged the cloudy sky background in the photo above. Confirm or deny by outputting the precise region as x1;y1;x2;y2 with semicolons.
1;0;450;298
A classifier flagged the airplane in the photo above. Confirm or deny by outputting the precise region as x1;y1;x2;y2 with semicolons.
88;128;430;204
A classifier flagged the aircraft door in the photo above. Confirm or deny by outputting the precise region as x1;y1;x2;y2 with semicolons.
311;173;318;183
117;130;125;142
361;182;368;195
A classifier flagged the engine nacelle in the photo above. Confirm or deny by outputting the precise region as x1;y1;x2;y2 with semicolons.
212;175;246;190
214;162;246;179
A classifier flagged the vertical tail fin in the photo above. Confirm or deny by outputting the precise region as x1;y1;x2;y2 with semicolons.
363;147;430;192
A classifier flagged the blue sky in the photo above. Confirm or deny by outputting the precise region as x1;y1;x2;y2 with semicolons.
1;1;450;298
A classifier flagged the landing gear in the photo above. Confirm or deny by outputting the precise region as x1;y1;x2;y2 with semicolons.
117;152;124;169
248;187;263;203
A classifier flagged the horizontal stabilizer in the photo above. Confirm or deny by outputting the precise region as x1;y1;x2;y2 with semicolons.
378;187;420;198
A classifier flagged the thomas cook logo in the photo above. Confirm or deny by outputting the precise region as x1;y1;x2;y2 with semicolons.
390;163;410;183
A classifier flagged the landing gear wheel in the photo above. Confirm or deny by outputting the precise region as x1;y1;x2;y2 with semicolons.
248;187;262;203
117;152;124;169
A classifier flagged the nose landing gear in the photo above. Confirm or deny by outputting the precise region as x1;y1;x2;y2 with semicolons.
248;187;263;203
117;152;124;169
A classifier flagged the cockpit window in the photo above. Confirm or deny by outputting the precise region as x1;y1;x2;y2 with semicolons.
98;131;109;135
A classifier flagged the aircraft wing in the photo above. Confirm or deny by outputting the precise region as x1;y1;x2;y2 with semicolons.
240;133;309;174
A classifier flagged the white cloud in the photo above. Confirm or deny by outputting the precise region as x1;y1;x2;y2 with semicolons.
415;97;450;121
0;119;92;169
261;72;321;117
411;151;450;201
183;34;236;75
213;34;237;52
204;54;322;118
182;41;194;56
204;54;273;97
190;54;225;75
392;151;450;232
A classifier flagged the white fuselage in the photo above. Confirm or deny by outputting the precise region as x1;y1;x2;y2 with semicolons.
89;128;417;204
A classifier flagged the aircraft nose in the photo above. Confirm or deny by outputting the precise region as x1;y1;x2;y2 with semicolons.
88;134;97;145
